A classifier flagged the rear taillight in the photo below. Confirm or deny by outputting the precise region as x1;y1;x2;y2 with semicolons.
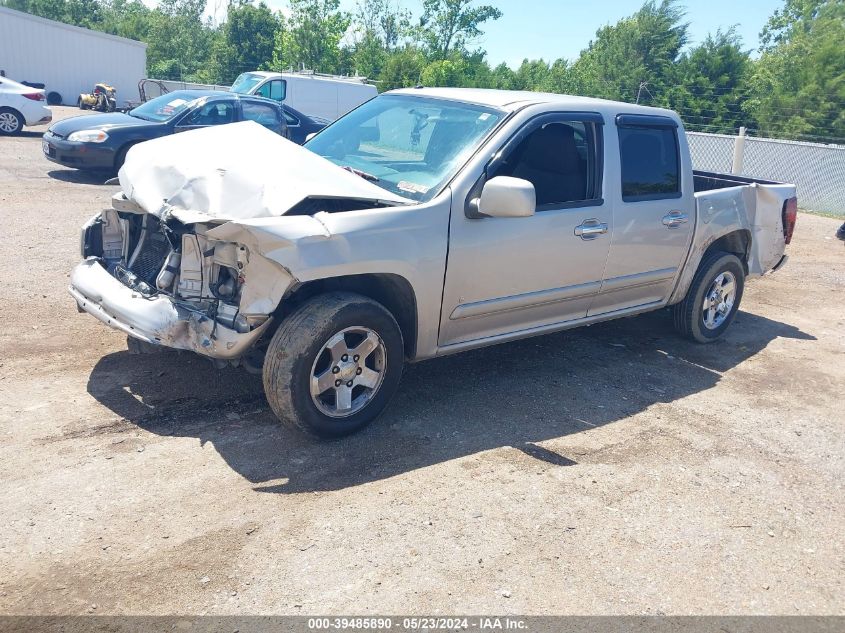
23;92;45;101
782;196;797;245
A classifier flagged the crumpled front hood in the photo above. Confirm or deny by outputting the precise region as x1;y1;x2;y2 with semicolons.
117;121;411;222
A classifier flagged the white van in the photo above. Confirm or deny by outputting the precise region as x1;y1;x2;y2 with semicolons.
230;71;377;122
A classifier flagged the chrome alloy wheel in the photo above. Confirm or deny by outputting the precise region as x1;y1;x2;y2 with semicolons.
0;112;20;133
310;326;387;418
702;271;737;330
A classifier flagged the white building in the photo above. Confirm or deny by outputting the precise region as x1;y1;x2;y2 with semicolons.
0;6;146;108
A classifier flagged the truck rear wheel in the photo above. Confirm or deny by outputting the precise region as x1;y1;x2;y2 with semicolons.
672;251;745;343
263;292;404;438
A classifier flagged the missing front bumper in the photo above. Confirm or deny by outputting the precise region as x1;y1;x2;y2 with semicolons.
69;258;271;359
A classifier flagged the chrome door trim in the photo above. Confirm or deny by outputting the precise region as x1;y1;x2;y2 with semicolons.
599;267;676;294
438;299;664;357
449;280;601;321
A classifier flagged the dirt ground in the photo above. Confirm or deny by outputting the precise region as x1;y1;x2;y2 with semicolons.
0;106;843;616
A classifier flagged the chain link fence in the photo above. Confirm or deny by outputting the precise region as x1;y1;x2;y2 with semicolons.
687;131;845;216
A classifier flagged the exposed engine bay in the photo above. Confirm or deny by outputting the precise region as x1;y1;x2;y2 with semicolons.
74;200;281;368
68;122;411;367
85;208;256;331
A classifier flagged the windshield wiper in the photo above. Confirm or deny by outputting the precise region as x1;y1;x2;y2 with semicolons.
341;165;380;182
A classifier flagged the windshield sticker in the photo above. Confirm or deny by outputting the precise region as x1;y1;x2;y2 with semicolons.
397;181;430;195
161;98;188;115
478;113;491;121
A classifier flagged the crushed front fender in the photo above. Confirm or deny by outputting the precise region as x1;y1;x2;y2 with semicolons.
69;258;272;359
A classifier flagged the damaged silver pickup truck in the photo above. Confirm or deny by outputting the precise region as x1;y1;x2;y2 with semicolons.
71;88;797;438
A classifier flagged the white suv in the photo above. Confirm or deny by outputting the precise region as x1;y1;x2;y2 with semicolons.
0;76;52;135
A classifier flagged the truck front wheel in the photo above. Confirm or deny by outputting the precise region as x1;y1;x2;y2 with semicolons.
672;251;745;343
263;292;405;438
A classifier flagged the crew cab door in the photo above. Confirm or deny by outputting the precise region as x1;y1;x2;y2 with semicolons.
439;113;611;348
589;114;694;315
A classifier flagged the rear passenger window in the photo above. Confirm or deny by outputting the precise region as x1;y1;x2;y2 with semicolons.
242;101;280;128
618;126;680;200
496;120;602;208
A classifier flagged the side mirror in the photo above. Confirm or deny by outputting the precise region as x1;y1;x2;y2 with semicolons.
305;132;318;143
471;176;536;218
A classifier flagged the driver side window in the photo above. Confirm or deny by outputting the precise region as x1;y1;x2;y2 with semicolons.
494;119;602;208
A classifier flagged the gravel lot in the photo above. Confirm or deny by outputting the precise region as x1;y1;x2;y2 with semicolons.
0;106;843;616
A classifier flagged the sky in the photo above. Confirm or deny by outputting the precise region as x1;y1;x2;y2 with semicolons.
196;0;786;69
463;0;784;67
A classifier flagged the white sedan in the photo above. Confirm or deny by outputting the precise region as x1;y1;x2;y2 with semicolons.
0;76;52;135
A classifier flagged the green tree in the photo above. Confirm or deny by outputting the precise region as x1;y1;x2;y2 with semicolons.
2;0;105;27
749;0;844;140
417;0;502;61
420;57;465;86
489;62;517;90
208;0;279;84
349;0;412;79
759;0;827;48
569;0;688;102
144;0;215;80
2;0;66;22
666;29;753;134
379;44;425;90
274;0;351;73
101;0;153;42
511;59;552;91
65;0;104;28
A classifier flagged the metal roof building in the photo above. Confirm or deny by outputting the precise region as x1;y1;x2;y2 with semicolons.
0;6;146;107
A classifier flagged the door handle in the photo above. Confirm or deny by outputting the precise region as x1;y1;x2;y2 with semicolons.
574;219;608;240
662;211;688;228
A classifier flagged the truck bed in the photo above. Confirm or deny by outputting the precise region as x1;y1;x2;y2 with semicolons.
693;170;782;193
691;170;796;280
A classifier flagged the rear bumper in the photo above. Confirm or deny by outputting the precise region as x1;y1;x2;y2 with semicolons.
24;105;52;126
69;258;271;359
43;136;115;169
771;254;789;273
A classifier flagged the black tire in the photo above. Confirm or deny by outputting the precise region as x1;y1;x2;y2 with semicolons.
263;292;404;439
47;91;62;105
0;108;24;136
672;251;745;343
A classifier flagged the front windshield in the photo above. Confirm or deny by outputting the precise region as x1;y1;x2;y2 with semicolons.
129;91;202;122
305;95;505;202
231;73;266;94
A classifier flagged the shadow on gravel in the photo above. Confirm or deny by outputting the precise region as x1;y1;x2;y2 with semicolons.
86;310;814;493
47;169;113;185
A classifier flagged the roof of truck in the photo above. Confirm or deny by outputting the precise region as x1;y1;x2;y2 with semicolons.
241;70;372;84
389;87;678;118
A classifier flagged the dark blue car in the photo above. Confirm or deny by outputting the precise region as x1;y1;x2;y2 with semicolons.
43;90;326;172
